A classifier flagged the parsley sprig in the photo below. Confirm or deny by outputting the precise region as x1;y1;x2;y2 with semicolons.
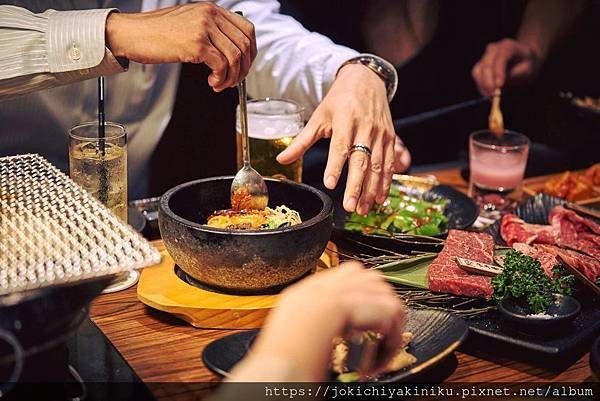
492;250;575;314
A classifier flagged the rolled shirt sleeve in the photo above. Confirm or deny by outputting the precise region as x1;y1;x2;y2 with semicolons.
0;5;127;100
217;0;360;116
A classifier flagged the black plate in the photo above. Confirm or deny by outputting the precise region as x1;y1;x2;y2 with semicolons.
332;185;479;255
468;193;600;363
486;193;600;245
591;336;600;380
202;308;468;382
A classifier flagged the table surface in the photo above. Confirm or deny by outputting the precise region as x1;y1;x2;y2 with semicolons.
89;168;595;399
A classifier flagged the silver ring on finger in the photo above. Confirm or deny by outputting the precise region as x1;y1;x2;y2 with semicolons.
349;144;372;158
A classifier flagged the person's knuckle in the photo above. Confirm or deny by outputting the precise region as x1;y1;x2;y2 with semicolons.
336;144;350;159
384;161;396;174
240;37;251;53
501;38;514;47
350;154;369;172
215;56;227;71
370;161;383;174
230;49;242;64
350;182;362;197
201;2;218;16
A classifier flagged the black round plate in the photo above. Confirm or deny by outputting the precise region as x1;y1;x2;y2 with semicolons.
484;193;600;245
591;336;600;380
332;184;478;255
201;309;468;382
128;206;146;233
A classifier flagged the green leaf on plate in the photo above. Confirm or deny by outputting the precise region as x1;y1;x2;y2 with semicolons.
374;253;437;289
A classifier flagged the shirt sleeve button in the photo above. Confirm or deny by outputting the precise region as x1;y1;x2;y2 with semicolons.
69;44;82;61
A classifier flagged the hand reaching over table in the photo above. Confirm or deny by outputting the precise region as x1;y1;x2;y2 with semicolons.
471;38;539;97
277;64;411;215
106;3;257;92
471;0;586;97
227;262;406;382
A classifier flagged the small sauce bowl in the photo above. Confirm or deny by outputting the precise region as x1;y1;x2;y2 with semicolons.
498;294;581;336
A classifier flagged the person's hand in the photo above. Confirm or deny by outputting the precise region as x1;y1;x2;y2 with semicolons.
106;3;257;91
276;64;411;215
471;38;539;96
228;262;406;382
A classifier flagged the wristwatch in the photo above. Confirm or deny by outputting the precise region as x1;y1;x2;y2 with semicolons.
336;54;398;102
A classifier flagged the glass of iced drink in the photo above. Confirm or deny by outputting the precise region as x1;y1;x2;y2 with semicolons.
469;129;530;206
236;98;304;182
69;122;127;221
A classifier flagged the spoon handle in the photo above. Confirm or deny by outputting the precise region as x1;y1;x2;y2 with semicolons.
237;79;250;166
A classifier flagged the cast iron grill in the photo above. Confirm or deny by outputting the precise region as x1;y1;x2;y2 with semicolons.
0;154;161;296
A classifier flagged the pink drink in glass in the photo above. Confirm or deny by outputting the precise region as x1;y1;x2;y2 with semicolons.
469;130;530;194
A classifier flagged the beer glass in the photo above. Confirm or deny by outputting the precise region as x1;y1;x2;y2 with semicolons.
236;98;304;182
69;122;128;221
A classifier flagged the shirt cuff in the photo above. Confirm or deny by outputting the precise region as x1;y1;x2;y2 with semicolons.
321;48;359;95
46;8;125;76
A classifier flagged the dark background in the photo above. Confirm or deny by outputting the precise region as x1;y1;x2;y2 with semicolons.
150;0;600;197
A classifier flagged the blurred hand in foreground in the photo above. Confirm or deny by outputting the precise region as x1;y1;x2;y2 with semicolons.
277;64;411;215
471;39;539;97
106;3;257;92
228;262;406;382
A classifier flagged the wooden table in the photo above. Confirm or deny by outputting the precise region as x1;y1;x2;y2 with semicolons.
89;168;595;400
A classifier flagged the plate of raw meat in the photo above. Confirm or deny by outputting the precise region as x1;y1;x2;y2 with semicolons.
486;193;600;293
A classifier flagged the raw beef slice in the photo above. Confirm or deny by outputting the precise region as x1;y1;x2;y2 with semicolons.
428;230;495;299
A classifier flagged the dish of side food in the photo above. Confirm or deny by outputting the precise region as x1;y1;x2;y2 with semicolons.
344;186;449;236
201;308;468;382
572;95;600;113
523;163;600;205
333;180;479;256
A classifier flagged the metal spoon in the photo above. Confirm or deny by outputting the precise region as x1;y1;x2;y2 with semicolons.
488;88;505;137
230;78;268;210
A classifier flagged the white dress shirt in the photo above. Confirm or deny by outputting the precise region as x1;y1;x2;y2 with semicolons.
0;0;362;198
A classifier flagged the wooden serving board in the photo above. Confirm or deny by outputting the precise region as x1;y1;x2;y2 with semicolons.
137;242;338;329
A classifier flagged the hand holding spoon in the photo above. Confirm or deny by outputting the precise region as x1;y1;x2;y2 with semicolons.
488;89;505;137
230;78;268;210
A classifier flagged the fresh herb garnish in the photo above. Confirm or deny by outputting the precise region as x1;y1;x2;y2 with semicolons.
491;250;574;314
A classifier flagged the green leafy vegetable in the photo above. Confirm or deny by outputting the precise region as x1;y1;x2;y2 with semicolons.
491;250;574;314
337;372;361;382
344;186;449;236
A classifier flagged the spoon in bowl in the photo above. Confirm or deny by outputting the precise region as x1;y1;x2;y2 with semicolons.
230;78;269;210
488;88;505;137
